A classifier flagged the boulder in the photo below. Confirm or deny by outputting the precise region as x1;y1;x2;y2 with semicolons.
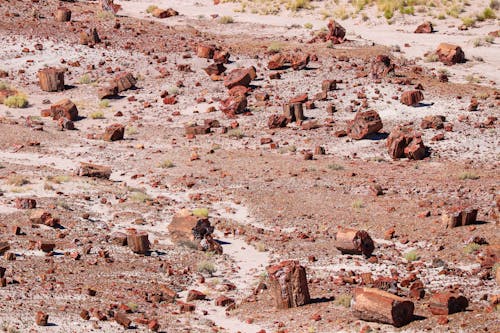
387;126;427;160
103;123;125;141
77;162;112;179
267;260;310;309
414;21;433;33
268;114;289;129
421;115;445;129
436;43;465;65
346;110;383;140
327;20;346;44
224;68;252;89
401;90;424;106
50;99;78;121
370;55;395;79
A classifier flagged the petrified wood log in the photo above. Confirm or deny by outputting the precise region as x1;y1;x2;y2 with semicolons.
352;287;414;327
55;7;71;22
127;232;150;255
334;228;375;257
38;68;65;92
429;292;468;315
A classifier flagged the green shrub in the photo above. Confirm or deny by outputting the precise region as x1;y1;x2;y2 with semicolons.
4;94;28;108
146;5;158;13
463;242;481;254
129;191;151;203
218;16;234;24
6;174;29;186
352;199;364;209
98;99;110;108
267;42;283;53
461;16;476;27
334;294;352;308
304;22;313;29
78;74;93;84
286;0;311;12
89;111;105;119
482;7;496;19
192;207;209;218
404;250;420;262
458;172;480;180
328;163;344;171
197;260;217;276
158;159;174;168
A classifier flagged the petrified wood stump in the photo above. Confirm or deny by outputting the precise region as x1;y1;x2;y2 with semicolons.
38;68;65;92
267;260;310;309
334;228;375;257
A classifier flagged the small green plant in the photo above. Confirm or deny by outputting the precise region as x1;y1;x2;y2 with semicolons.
485;35;495;44
463;242;481;255
125;126;138;136
472;38;484;47
78;74;93;85
126;302;139;312
328;163;344;171
228;129;244;139
424;53;439;62
158;159;174;168
267;42;283;53
437;13;446;19
0;81;10;90
192;207;209;218
286;0;311;11
4;94;28;108
482;7;496;19
404;250;420;262
6;174;29;186
197;260;217;276
255;242;266;252
146;5;158;14
334;294;352;308
352;199;364;209
96;10;114;20
461;16;476;27
89;111;105;119
218;16;234;24
129;191;151;203
167;86;179;95
304;22;313;29
458;172;480;180
47;175;71;184
99;99;110;108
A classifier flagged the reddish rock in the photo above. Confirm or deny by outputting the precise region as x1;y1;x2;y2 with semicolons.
322;80;336;92
37;241;56;253
267;260;310;309
103;124;125;141
152;8;178;18
114;72;136;92
268;114;288;129
35;311;49;326
429;293;468;315
436;43;465;65
290;93;308;104
15;198;37;209
401;90;424;106
178;301;196;313
291;54;310;70
127;232;150;254
224;68;252;89
414;21;433;33
442;207;478;228
185;124;211;136
58;117;75;130
371;55;395;79
327;20;346;44
387;126;427;160
77;162;112;179
214;50;230;64
346;110;383;140
97;85;118;99
50;99;78;121
197;44;215;59
421;115;445;129
228;85;251;97
215;295;235;307
204;63;226;76
38;67;65;92
187;290;206;302
114;312;131;328
268;54;286;70
148;320;160;331
0;243;10;256
30;210;59;227
79;28;100;45
220;95;247;116
55;7;71;22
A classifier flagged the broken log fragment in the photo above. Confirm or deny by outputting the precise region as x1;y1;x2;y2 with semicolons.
55;7;71;22
50;98;78;121
114;72;136;93
127;232;150;255
442;207;478;228
292;103;305;122
347;110;383;140
352;287;414;327
334;228;375;257
0;242;10;255
38;68;65;92
77;162;112;179
267;260;310;309
429;292;468;315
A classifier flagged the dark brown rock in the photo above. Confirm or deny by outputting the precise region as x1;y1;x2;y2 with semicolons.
414;21;433;33
50;99;78;121
224;68;252;89
429;293;468;315
401;90;424;106
77;162;112;179
103;124;125;141
421;115;445;129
